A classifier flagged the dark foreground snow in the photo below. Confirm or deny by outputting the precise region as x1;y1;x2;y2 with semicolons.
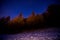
1;28;60;40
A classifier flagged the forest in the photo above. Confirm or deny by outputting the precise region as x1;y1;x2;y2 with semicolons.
0;4;60;34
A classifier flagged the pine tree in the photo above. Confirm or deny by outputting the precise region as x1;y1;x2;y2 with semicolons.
19;12;23;18
31;11;35;16
26;11;36;24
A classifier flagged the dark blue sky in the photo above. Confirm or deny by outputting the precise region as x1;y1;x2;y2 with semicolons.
0;0;60;19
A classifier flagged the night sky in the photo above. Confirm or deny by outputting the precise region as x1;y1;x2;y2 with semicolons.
0;0;60;19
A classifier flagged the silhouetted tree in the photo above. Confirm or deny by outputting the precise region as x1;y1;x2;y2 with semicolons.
42;12;49;25
6;16;10;21
48;4;60;15
5;16;10;24
31;11;35;16
34;14;44;27
10;12;24;27
0;17;5;24
47;4;60;26
26;11;36;25
19;12;23;18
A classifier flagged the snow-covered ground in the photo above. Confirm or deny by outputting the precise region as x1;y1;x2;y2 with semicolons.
2;28;60;40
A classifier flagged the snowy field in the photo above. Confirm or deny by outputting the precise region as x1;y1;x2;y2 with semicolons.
2;28;60;40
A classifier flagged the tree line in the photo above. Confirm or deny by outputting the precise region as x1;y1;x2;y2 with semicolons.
0;4;60;34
